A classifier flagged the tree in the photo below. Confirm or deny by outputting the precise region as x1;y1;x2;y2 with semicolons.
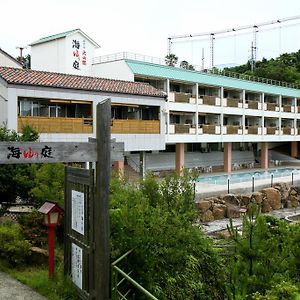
110;173;226;299
0;125;39;203
180;60;195;70
16;54;31;69
165;53;178;67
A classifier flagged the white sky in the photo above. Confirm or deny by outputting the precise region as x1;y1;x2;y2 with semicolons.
1;0;300;68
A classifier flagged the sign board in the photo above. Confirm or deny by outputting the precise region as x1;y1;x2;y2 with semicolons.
71;191;85;235
72;243;83;289
0;140;124;164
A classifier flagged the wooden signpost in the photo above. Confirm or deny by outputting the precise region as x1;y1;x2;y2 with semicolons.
0;99;123;300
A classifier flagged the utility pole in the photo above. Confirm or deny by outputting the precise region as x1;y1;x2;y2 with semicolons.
201;48;205;70
210;33;215;69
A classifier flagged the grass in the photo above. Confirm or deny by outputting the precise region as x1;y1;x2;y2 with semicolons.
0;259;77;300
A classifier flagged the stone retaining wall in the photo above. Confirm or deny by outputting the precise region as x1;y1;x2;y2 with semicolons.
197;182;300;222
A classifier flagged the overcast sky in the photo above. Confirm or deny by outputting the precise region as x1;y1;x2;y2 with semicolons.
1;0;300;68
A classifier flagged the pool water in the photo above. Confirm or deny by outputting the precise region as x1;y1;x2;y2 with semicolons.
197;168;300;185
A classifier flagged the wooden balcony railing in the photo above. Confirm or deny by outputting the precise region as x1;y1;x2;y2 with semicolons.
174;92;191;103
201;95;218;106
199;124;220;134
225;125;242;134
246;100;259;109
174;124;191;134
266;127;277;135
282;127;292;135
247;126;259;134
111;119;160;134
266;103;278;111
283;105;292;112
18;116;93;133
227;98;241;108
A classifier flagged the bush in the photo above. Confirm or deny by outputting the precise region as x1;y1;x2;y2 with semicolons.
0;223;31;266
110;173;225;299
18;211;47;247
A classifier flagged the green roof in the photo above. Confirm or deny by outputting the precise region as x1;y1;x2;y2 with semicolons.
29;29;100;48
126;60;300;98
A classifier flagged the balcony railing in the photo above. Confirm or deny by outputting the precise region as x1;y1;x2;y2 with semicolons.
246;100;259;109
226;98;242;108
223;125;243;134
246;126;260;134
282;127;294;135
266;102;279;111
111;119;160;134
283;105;292;112
174;92;191;103
266;127;277;135
201;95;220;106
199;124;221;134
18;116;93;134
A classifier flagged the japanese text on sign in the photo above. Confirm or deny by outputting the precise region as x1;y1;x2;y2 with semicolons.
72;38;87;70
71;190;85;235
7;146;54;160
71;243;83;289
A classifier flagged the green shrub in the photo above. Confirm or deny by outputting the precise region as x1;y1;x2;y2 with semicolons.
18;210;47;247
0;224;31;266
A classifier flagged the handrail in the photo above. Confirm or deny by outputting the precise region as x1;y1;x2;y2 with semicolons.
111;250;158;300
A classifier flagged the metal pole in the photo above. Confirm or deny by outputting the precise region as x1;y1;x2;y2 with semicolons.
48;226;55;279
227;177;230;194
252;175;255;192
271;173;274;187
95;99;111;300
292;171;294;185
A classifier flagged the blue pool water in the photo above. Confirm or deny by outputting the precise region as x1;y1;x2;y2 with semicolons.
197;168;300;185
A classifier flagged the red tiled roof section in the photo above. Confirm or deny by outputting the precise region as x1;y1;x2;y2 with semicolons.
0;67;166;98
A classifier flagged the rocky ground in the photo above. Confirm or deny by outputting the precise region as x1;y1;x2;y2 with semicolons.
197;182;300;222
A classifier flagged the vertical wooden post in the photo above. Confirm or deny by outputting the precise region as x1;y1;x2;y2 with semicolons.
95;99;111;300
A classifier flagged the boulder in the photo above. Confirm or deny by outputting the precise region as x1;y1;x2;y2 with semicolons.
222;194;240;206
261;198;272;213
226;204;241;218
290;189;297;196
240;194;252;206
274;182;290;203
289;195;299;208
251;192;263;204
212;204;226;220
197;200;212;212
201;210;214;222
261;188;281;210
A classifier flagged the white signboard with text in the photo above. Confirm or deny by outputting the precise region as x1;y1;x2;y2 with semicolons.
71;190;85;235
71;243;83;289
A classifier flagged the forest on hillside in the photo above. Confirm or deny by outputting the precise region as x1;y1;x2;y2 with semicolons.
225;50;300;84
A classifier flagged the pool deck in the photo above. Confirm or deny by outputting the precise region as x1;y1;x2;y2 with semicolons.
195;167;300;198
202;207;300;235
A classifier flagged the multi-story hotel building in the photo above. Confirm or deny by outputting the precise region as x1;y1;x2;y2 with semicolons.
2;29;300;174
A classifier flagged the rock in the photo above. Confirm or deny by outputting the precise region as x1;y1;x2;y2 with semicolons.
201;210;214;222
197;200;212;212
289;195;299;208
274;182;290;202
222;194;240;206
286;200;293;208
251;192;263;204
28;247;48;265
226;204;241;218
290;189;297;196
212;204;226;220
261;198;272;213
261;188;281;210
240;195;252;206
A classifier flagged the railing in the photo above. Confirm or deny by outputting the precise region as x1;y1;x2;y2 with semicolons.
111;119;160;134
282;127;292;135
93;52;300;89
174;92;191;103
18;116;93;133
266;127;277;134
224;125;242;134
266;102;278;111
246;126;259;134
283;105;292;112
111;250;158;300
201;95;219;106
226;98;241;108
199;124;220;134
246;100;259;109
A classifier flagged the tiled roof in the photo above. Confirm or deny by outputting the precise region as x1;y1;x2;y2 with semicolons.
0;67;166;98
29;29;100;48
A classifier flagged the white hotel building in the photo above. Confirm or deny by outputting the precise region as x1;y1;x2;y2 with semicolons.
2;29;300;174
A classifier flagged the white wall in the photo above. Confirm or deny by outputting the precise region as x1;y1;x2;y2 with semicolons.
0;52;21;68
0;81;8;125
91;60;134;81
31;38;66;73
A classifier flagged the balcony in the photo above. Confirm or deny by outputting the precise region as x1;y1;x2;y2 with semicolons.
266;102;279;111
246;100;259;109
199;124;221;134
246;126;260;135
201;95;221;106
224;98;243;108
266;127;278;135
18;116;93;133
112;119;160;134
283;105;293;113
282;127;295;135
222;125;243;134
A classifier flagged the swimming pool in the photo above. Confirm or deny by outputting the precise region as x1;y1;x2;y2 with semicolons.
197;168;300;185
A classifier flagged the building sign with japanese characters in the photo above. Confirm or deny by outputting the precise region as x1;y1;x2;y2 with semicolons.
71;190;85;235
72;38;87;71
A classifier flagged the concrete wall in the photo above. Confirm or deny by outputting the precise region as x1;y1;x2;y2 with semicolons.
92;60;134;81
0;52;21;68
0;81;8;126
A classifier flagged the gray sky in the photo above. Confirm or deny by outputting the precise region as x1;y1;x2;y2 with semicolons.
1;0;300;68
